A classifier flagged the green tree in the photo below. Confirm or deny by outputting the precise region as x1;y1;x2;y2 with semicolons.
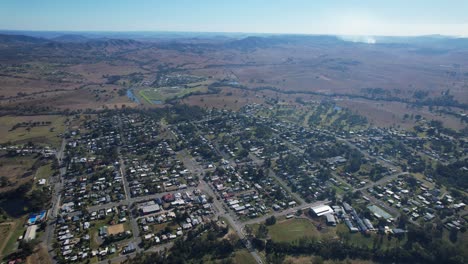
265;216;276;226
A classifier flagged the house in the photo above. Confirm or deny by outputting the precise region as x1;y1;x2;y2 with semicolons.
99;226;108;237
163;193;175;202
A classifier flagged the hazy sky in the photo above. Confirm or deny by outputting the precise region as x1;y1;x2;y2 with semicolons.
1;0;468;36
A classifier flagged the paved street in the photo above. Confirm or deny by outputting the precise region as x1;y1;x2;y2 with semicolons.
43;137;67;264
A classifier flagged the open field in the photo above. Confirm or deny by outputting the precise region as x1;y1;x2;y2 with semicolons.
338;99;466;130
0;222;14;257
0;115;66;148
182;87;264;111
283;255;376;264
1;217;26;258
139;83;208;104
267;218;322;242
107;224;125;235
0;155;38;193
232;249;257;264
26;243;52;264
250;218;334;243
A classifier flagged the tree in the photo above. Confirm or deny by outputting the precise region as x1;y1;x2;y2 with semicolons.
0;176;10;187
265;216;276;226
256;224;268;239
252;237;266;251
398;214;409;229
19;239;38;256
244;225;253;238
449;228;458;243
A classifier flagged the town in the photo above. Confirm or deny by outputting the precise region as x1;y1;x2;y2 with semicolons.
1;102;465;264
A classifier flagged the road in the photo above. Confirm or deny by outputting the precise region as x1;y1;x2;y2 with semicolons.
338;138;401;173
96;242;173;264
43;137;67;264
249;153;306;205
355;171;409;191
86;187;196;213
180;121;336;264
241;199;330;227
175;147;265;264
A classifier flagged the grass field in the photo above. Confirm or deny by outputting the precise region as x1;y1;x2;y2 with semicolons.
283;255;375;264
0;155;38;193
232;249;257;264
34;163;53;184
0;115;66;148
1;217;26;258
139;84;208;104
267;218;321;242
0;223;13;257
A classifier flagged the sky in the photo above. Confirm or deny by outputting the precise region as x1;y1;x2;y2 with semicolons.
1;0;468;36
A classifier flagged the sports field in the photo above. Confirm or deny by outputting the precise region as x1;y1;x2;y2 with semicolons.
267;218;320;242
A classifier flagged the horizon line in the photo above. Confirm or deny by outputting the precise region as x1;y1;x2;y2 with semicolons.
1;28;466;39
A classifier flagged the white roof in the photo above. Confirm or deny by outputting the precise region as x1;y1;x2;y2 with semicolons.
311;205;333;216
142;204;160;213
25;225;38;241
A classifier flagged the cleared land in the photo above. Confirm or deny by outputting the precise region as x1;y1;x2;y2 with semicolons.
107;223;125;235
232;249;257;264
0;155;38;193
0;115;66;148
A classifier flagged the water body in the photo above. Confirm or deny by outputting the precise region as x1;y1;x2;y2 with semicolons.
151;100;163;104
126;89;140;104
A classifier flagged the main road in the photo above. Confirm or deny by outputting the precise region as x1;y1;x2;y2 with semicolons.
43;137;68;264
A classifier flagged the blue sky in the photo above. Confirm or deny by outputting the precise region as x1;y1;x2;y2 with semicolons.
1;0;468;36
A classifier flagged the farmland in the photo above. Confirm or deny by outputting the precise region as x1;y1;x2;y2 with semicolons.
0;154;38;193
0;115;66;148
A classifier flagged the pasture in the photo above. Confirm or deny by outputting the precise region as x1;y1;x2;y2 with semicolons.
0;115;66;148
0;155;38;193
139;82;209;104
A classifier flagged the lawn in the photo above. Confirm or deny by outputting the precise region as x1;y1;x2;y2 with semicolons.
232;249;257;264
264;218;321;242
0;115;66;148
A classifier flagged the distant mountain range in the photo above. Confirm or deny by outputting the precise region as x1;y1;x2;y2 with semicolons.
0;32;467;55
